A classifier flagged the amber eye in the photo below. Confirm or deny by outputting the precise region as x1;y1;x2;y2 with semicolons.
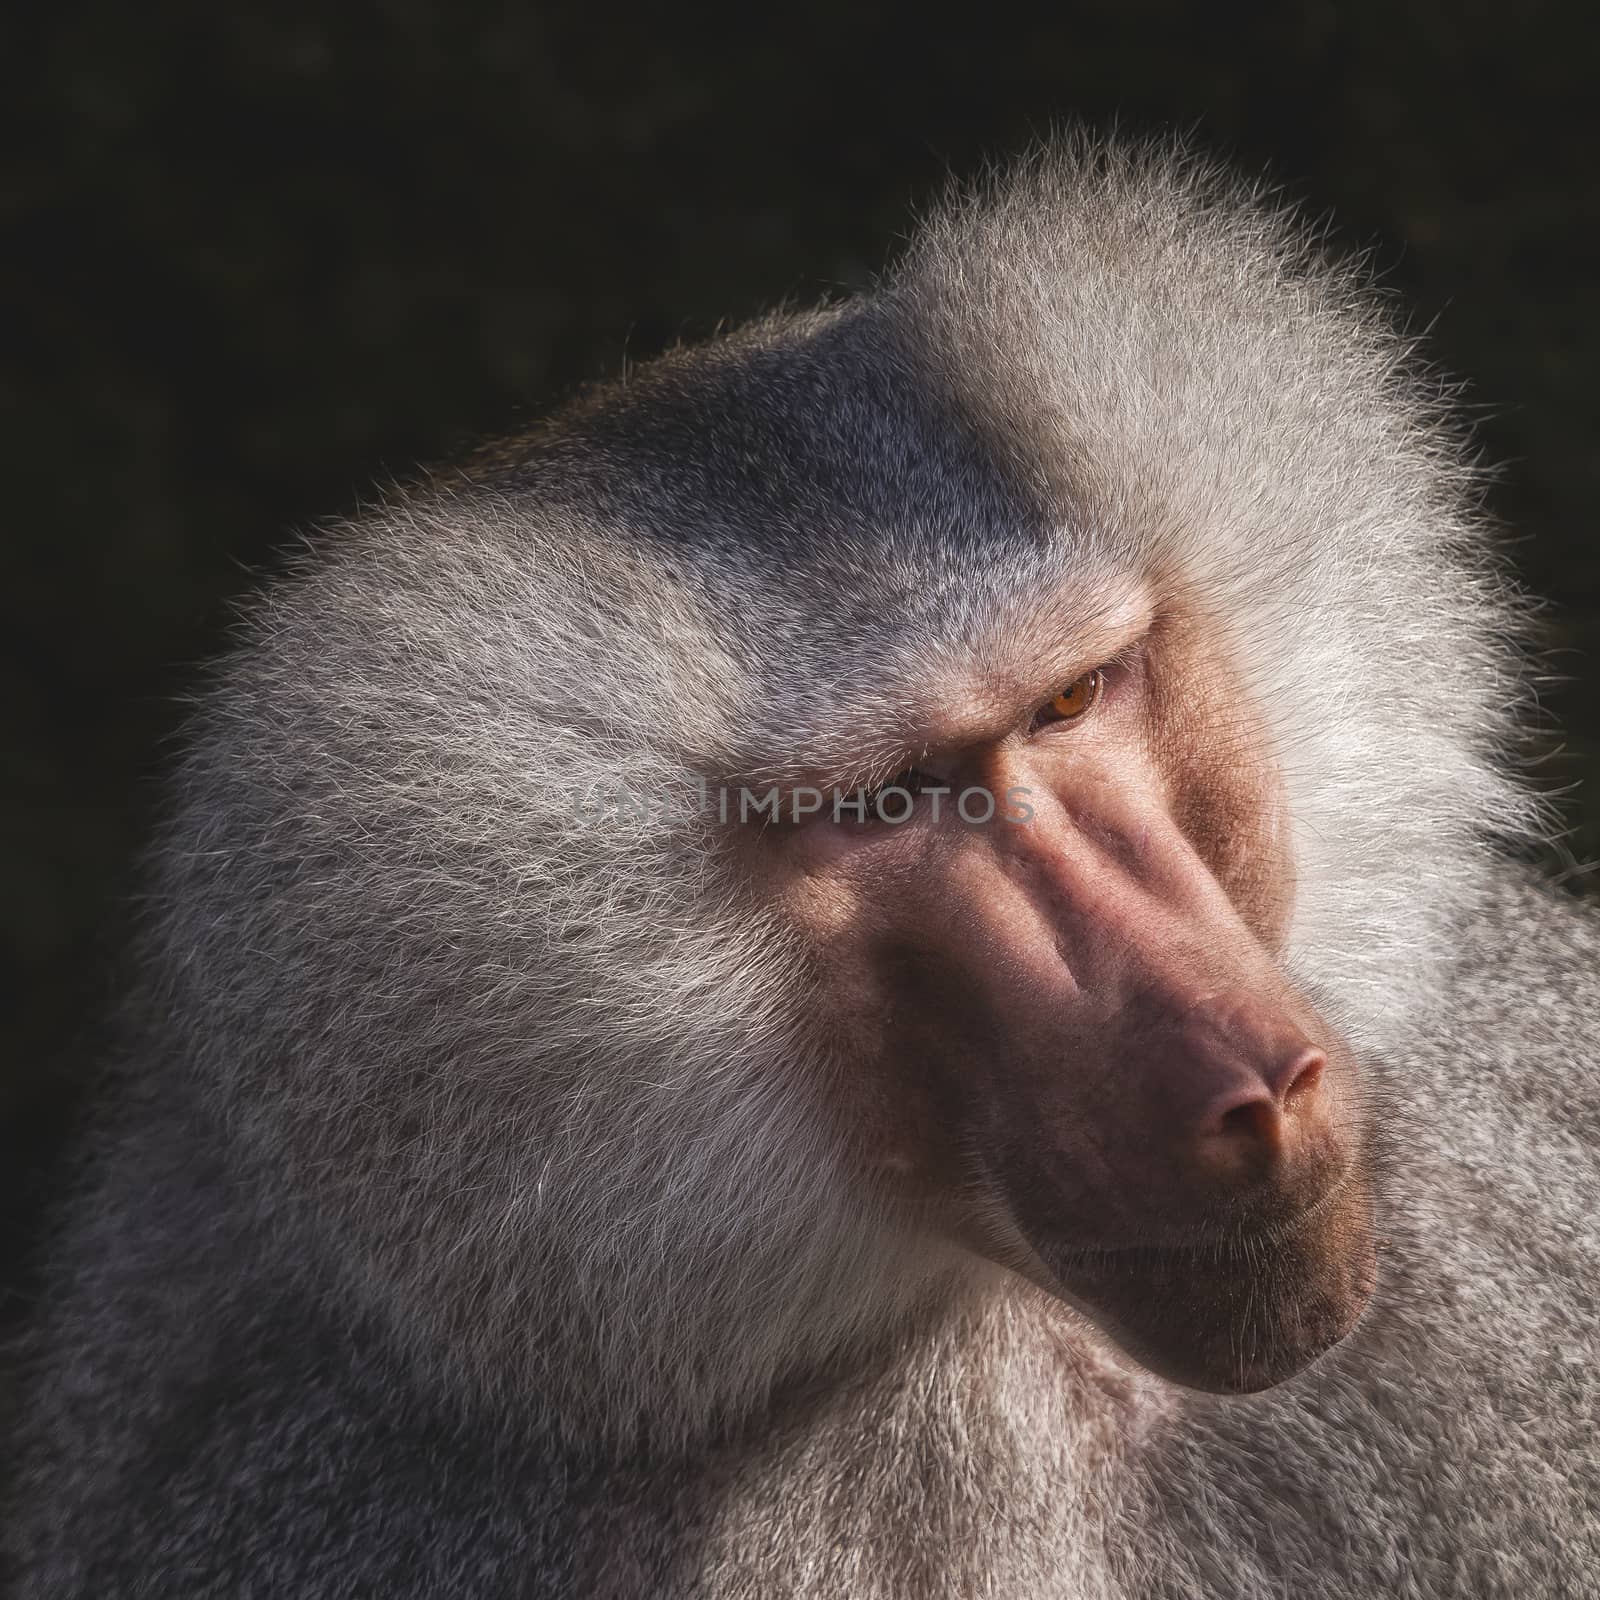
1042;669;1102;724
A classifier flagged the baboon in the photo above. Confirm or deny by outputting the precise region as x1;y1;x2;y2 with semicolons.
6;138;1598;1598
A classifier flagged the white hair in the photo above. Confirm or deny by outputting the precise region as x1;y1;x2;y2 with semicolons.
142;135;1539;1449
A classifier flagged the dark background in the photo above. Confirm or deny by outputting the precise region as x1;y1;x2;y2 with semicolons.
2;2;1596;1252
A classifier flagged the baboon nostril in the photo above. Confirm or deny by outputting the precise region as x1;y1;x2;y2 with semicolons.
1217;1096;1281;1147
1276;1048;1326;1108
1205;1047;1326;1154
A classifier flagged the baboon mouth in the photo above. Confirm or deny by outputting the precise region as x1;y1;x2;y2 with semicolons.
1033;1172;1378;1393
1060;1160;1362;1262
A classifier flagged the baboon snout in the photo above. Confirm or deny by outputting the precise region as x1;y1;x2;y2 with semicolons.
1171;1004;1336;1192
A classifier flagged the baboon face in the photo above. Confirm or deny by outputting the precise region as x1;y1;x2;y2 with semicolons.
767;590;1376;1393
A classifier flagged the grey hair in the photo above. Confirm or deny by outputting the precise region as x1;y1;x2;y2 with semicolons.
139;135;1539;1446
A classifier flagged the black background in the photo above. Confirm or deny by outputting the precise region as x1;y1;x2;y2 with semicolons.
3;3;1597;1214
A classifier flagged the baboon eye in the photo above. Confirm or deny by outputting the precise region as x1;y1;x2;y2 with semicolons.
1038;669;1103;726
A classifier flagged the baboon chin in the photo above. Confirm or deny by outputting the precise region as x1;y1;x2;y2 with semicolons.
1037;1174;1379;1393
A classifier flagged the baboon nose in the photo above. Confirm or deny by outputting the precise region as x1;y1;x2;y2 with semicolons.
1204;1047;1327;1160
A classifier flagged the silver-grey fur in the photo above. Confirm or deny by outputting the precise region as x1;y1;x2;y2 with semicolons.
7;137;1597;1597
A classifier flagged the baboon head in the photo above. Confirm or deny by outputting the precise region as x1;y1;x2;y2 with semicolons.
155;140;1528;1438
